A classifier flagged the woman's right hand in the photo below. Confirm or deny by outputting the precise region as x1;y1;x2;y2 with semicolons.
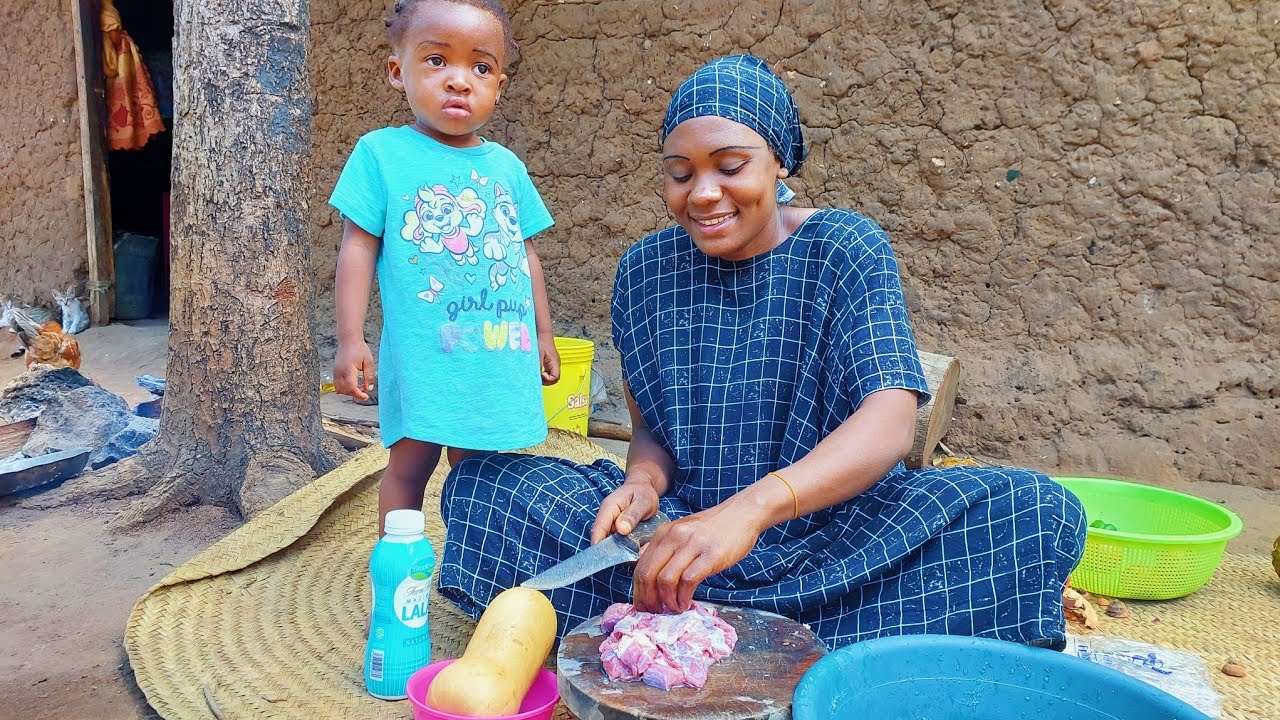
591;479;661;543
333;340;376;401
593;383;673;543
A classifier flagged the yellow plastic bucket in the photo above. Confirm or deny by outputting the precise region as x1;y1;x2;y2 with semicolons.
542;337;594;435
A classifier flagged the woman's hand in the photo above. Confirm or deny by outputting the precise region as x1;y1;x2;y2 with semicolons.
631;502;765;614
591;479;660;543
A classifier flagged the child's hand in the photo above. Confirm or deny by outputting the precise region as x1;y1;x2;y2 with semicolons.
334;340;377;401
539;332;561;385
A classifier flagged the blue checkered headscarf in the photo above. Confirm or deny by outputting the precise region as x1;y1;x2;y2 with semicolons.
661;55;807;204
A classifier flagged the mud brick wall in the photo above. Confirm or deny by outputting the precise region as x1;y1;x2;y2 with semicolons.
9;1;1270;485
0;0;89;304
310;0;1279;489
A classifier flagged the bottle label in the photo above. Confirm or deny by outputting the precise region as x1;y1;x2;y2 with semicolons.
393;557;433;629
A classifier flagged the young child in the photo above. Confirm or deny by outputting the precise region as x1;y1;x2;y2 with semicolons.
329;0;560;535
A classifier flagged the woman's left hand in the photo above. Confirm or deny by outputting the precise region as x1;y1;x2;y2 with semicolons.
632;502;763;614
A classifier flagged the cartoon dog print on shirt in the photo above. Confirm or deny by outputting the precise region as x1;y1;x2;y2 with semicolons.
402;185;486;265
480;183;530;291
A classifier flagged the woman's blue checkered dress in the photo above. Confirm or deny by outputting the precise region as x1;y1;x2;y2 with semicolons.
438;209;1086;650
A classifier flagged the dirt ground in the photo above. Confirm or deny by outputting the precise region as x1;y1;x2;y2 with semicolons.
0;319;215;720
0;321;1276;719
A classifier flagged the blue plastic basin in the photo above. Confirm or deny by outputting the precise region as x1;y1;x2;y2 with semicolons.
792;635;1209;720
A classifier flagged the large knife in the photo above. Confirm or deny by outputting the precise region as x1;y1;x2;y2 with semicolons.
521;512;670;591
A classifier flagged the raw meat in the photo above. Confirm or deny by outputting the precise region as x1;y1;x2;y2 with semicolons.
598;602;738;690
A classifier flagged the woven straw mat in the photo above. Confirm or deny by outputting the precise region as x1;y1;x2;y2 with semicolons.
1072;553;1280;720
126;434;1280;720
126;431;618;720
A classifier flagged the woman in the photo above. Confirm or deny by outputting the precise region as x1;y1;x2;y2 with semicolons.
438;55;1086;651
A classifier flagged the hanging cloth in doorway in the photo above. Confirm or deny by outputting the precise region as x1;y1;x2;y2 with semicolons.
102;0;165;151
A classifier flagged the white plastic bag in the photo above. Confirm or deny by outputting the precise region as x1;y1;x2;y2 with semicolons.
589;368;609;411
1065;634;1222;718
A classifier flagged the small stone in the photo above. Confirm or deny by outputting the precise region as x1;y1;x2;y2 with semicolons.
1106;600;1129;618
1221;662;1246;678
1095;596;1113;607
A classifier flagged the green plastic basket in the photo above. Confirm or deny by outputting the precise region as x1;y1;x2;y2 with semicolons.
1054;476;1243;600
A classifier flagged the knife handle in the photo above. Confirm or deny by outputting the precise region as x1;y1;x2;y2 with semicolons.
618;511;669;552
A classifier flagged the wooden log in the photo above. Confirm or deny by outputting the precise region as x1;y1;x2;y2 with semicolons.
322;418;374;450
587;419;632;442
321;411;379;432
907;351;960;469
0;418;36;458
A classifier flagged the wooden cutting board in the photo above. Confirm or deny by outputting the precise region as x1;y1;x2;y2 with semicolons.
558;604;826;720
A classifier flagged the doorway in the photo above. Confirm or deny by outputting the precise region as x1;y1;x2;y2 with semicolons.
73;0;175;322
102;0;174;321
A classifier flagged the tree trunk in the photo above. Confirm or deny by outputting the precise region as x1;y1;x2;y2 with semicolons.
56;0;343;527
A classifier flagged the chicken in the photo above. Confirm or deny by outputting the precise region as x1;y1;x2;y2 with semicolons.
7;309;81;370
2;294;55;358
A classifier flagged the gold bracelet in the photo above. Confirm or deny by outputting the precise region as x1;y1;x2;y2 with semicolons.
767;471;800;520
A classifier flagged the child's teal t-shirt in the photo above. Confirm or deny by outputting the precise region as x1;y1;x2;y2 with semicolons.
329;126;554;450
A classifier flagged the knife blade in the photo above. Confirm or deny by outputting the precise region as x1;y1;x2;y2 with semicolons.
521;511;669;591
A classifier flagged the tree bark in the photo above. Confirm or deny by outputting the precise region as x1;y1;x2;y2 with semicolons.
56;0;343;527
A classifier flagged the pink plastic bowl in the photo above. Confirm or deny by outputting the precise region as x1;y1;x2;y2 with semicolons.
406;659;559;720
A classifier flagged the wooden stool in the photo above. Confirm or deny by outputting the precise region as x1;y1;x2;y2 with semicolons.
558;605;826;720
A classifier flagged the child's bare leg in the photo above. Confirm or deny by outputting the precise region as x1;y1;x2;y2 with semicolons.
378;438;443;536
445;447;480;468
